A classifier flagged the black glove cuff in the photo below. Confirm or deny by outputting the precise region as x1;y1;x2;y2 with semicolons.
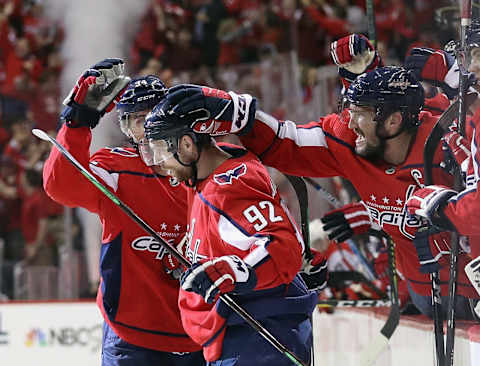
61;102;102;129
339;67;359;83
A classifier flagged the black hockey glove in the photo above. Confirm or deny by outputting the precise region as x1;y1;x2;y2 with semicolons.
321;201;372;242
61;58;131;128
300;249;328;291
159;84;257;136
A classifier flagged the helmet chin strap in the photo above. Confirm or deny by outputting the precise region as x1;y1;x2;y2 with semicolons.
173;140;203;188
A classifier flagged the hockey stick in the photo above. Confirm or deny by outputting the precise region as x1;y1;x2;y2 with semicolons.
285;175;313;260
284;174;317;366
297;176;399;361
422;96;460;366
303;176;377;280
444;2;472;364
365;0;377;48
33;129;309;366
359;234;399;366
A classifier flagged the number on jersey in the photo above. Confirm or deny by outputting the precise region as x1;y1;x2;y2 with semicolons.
243;201;283;231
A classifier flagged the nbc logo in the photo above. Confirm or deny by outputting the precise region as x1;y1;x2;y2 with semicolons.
25;328;48;347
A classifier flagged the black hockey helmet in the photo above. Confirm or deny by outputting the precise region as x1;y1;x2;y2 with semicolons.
346;66;425;130
117;75;167;140
143;98;210;185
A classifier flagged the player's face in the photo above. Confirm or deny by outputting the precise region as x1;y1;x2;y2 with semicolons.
151;136;196;182
158;155;193;182
348;105;382;158
121;111;150;143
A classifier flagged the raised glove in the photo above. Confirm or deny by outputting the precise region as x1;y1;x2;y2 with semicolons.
61;58;131;128
330;34;382;88
321;201;372;242
441;130;471;174
405;185;457;231
413;226;451;273
405;47;477;99
160;84;256;136
300;249;328;291
180;255;257;304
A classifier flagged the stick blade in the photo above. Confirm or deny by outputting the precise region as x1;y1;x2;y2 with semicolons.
32;128;51;141
359;333;389;366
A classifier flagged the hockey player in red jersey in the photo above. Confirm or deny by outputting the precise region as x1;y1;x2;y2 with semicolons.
155;66;480;320
405;22;480;298
142;95;323;365
42;59;205;366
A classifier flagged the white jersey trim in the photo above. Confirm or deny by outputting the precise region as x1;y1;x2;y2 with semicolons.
218;215;260;250
89;162;119;192
280;119;328;148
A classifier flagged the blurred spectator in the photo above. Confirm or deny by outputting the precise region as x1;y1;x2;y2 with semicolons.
3;114;33;170
19;168;62;266
193;0;228;67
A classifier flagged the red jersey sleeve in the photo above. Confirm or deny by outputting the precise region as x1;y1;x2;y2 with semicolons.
444;110;480;235
43;124;103;213
239;110;355;177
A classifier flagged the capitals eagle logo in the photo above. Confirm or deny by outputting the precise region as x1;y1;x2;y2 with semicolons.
213;163;247;185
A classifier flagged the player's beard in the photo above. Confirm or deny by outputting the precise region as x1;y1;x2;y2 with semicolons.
151;162;194;183
354;133;385;161
167;164;194;183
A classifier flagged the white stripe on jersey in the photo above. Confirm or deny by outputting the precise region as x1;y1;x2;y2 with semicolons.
89;162;119;192
244;242;269;268
218;215;262;250
277;118;328;148
257;110;328;149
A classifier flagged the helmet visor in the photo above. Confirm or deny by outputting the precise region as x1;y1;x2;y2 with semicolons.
119;111;149;143
140;139;175;166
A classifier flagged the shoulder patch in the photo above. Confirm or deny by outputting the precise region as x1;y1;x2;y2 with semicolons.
108;147;139;158
213;163;247;185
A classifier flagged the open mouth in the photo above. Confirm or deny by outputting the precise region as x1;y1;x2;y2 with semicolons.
354;129;366;147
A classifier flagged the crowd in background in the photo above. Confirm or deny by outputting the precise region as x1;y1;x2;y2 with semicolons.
0;0;460;300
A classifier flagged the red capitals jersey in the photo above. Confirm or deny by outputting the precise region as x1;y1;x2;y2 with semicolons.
178;146;311;362
43;125;201;353
239;110;478;298
444;107;480;258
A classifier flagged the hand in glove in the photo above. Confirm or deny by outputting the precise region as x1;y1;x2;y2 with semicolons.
330;34;383;89
405;47;477;99
441;130;471;174
412;226;452;273
300;249;328;291
158;84;256;136
321;201;372;242
62;58;131;128
405;185;457;231
162;252;185;280
180;255;257;304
